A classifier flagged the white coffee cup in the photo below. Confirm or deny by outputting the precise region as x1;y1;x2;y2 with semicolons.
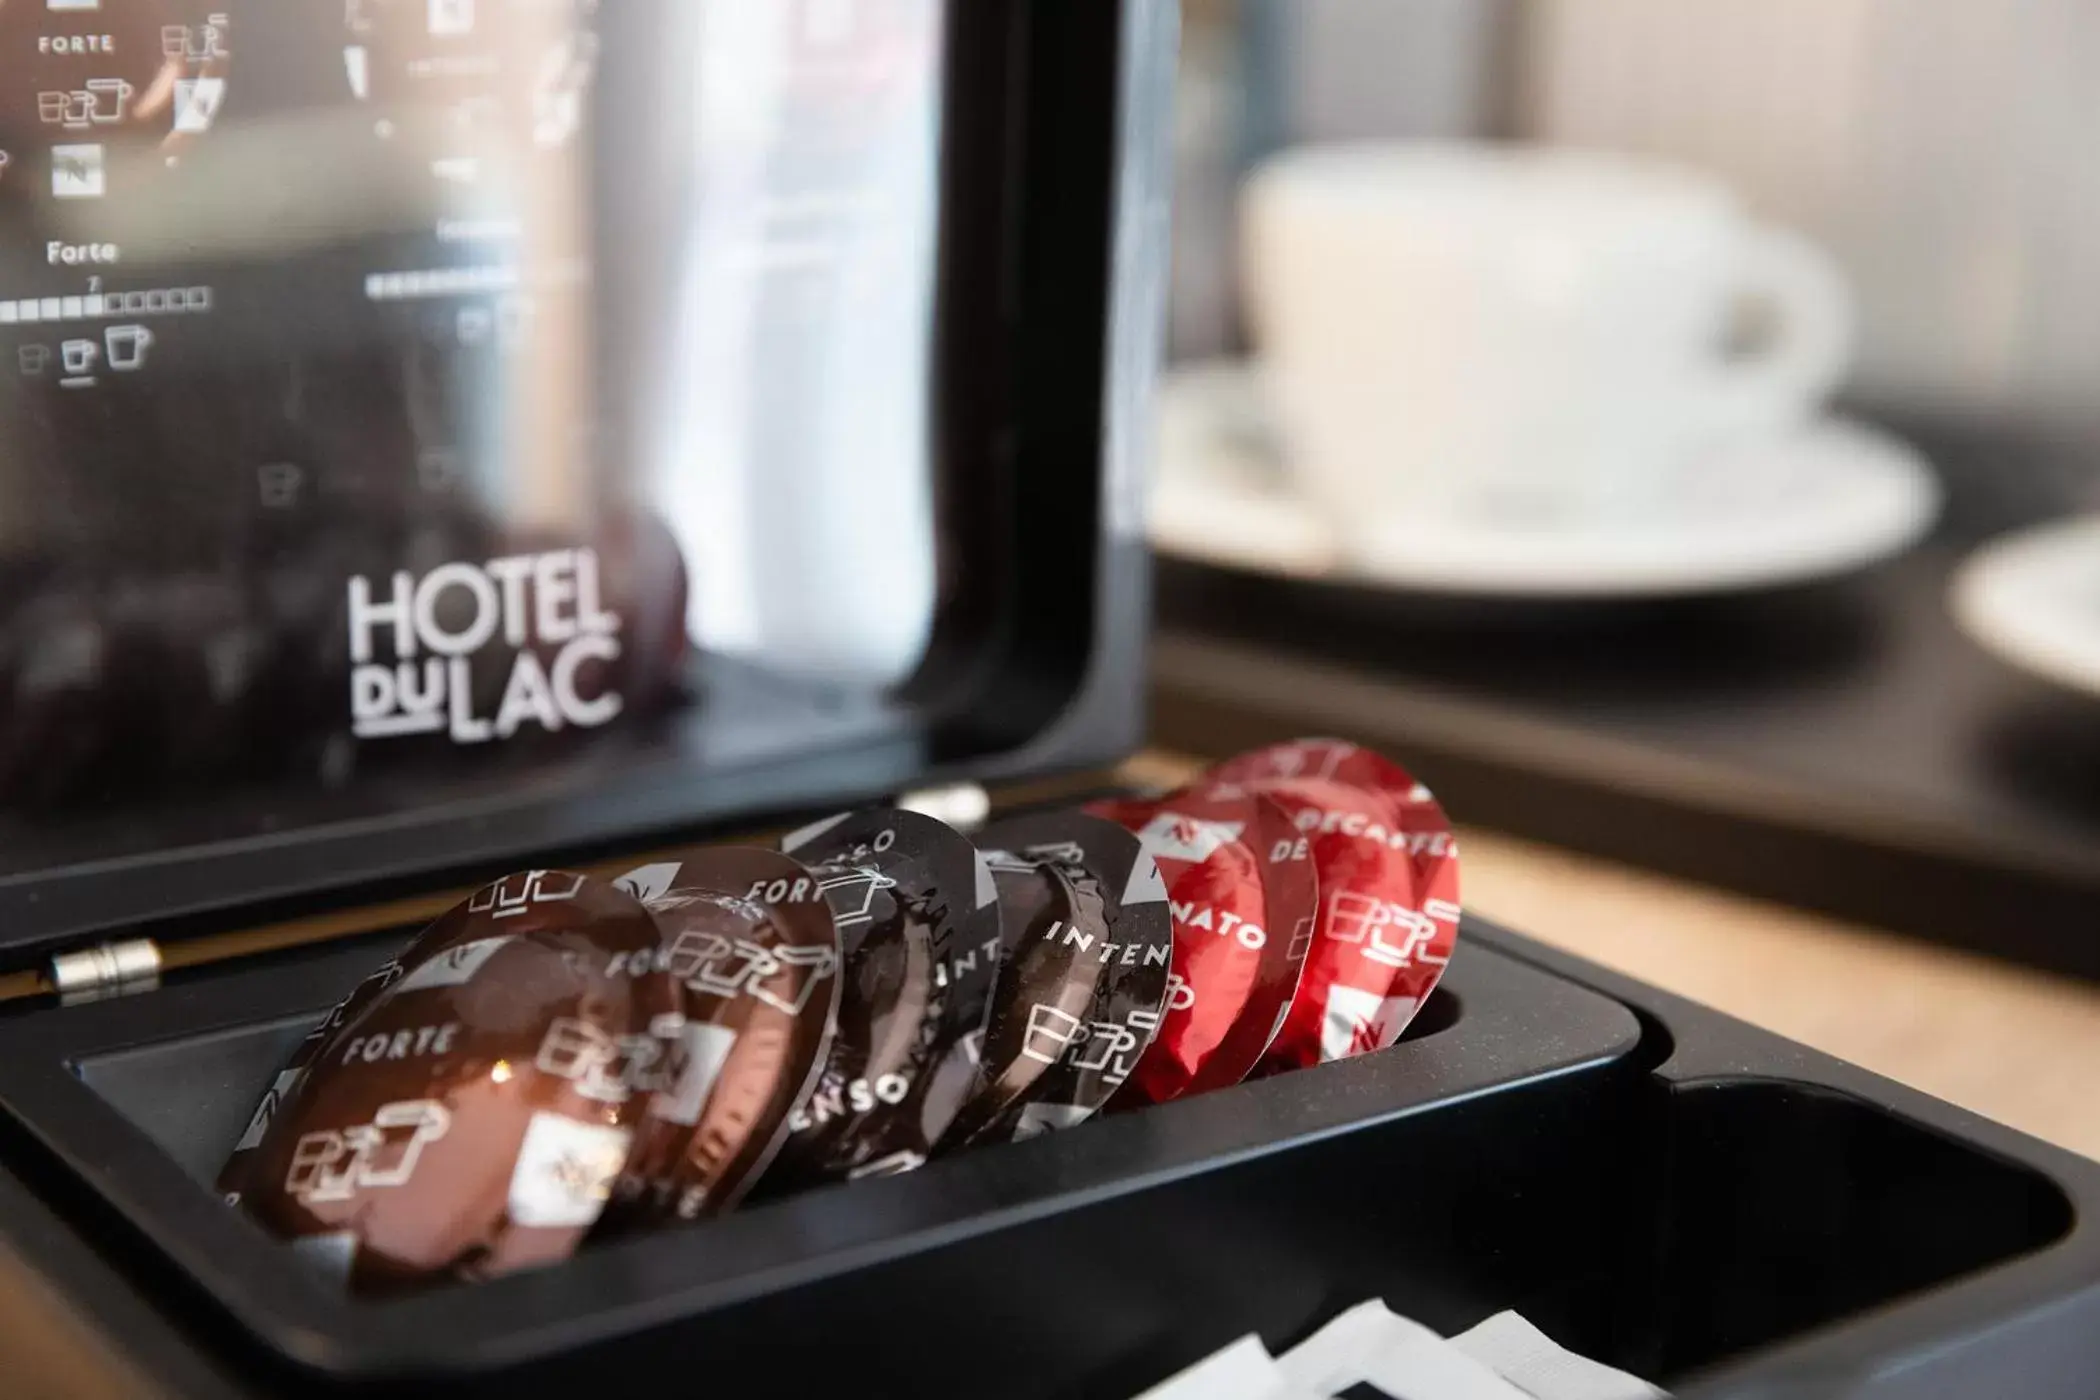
1242;144;1854;538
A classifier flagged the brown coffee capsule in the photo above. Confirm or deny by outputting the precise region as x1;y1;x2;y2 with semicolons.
217;956;404;1207
749;860;935;1190
236;872;677;1293
218;877;587;1204
597;848;842;1224
759;808;995;1184
918;847;1004;1147
967;813;1173;1140
934;857;1097;1149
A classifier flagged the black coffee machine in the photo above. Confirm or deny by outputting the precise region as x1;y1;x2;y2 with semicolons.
0;4;2094;1397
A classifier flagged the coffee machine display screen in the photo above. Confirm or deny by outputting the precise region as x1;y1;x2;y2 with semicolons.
0;1;953;886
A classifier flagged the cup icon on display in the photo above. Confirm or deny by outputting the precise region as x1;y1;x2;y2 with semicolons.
105;325;152;372
85;78;135;127
60;340;99;376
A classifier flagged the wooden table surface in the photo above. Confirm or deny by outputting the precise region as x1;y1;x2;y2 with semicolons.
1124;752;2100;1162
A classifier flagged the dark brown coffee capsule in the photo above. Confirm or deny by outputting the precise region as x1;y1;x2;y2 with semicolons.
972;813;1172;1139
761;808;997;1183
940;814;1176;1141
918;847;1004;1147
599;848;842;1223
747;863;936;1190
935;857;1097;1149
236;872;678;1293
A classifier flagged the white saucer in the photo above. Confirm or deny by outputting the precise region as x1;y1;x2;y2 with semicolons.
1950;515;2100;699
1150;361;1944;598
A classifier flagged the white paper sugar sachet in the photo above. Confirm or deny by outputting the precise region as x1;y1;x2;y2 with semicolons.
1132;1334;1314;1400
1273;1300;1529;1400
1131;1302;1671;1400
1450;1311;1669;1400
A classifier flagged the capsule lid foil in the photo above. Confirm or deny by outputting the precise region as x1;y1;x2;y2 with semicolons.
759;808;994;1186
937;857;1092;1148
1093;787;1316;1105
235;871;676;1292
956;812;1172;1143
1204;741;1460;1068
600;848;842;1223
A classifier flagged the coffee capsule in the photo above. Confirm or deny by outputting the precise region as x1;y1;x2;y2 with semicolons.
918;847;1004;1147
746;849;936;1191
1205;740;1460;1068
935;857;1094;1148
762;808;998;1184
601;848;842;1223
1230;791;1322;1065
218;956;407;1206
1093;787;1317;1106
237;872;678;1293
218;862;613;1205
1206;737;1425;803
960;813;1172;1141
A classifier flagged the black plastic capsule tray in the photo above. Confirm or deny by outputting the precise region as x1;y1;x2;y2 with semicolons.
0;919;2092;1398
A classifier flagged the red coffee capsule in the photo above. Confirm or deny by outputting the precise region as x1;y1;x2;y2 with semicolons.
759;808;994;1185
1093;786;1317;1105
963;813;1172;1141
1234;791;1323;1061
1204;741;1460;1067
237;872;678;1293
600;849;842;1224
935;857;1094;1148
1206;737;1428;802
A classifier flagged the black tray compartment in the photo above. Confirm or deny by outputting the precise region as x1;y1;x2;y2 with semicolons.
0;931;1624;1392
0;922;2094;1397
1493;930;2099;1400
